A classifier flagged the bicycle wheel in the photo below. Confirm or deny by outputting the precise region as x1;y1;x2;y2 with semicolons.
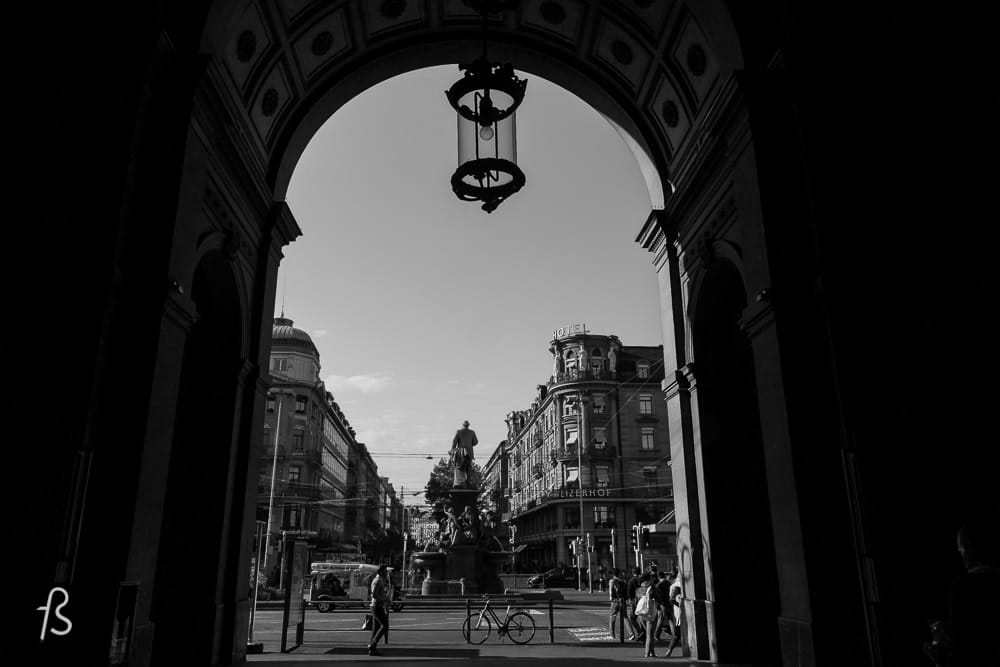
504;611;536;644
463;614;492;644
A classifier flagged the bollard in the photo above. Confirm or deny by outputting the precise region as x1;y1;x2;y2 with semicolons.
619;605;624;644
466;598;471;644
548;598;554;643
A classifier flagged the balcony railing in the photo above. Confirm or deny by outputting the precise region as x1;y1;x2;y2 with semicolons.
550;368;615;385
255;481;321;500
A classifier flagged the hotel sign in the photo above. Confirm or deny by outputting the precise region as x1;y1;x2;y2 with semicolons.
552;323;589;339
550;488;609;499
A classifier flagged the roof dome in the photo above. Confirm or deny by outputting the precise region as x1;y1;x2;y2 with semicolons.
272;316;318;355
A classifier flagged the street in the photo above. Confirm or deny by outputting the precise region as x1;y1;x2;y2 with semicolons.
249;600;621;649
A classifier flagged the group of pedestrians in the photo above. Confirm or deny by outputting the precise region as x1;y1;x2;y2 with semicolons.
608;566;682;658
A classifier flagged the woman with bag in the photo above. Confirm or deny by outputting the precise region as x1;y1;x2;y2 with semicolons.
634;573;661;658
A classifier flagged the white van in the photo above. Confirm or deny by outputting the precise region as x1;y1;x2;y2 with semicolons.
308;562;402;612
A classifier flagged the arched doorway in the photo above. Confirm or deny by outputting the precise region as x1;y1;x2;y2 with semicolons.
692;258;781;666
17;2;826;666
151;250;245;664
151;1;784;663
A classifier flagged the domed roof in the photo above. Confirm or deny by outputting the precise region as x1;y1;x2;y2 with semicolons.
272;316;318;355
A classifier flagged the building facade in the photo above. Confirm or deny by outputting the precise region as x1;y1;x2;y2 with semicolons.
506;332;676;574
258;317;350;571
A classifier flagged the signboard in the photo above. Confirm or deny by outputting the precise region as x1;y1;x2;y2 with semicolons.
552;323;588;340
545;488;610;499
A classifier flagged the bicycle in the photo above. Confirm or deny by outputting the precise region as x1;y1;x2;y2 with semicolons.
462;593;536;644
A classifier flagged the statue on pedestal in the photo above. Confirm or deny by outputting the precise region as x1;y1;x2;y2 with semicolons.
450;420;479;488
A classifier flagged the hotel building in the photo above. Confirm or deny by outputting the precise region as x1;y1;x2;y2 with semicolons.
505;329;676;573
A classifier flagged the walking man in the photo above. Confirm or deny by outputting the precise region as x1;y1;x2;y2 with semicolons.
367;565;390;656
608;568;628;638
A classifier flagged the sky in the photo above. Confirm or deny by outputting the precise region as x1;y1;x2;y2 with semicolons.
281;65;662;506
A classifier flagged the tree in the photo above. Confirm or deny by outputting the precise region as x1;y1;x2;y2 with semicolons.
424;458;453;525
423;457;484;525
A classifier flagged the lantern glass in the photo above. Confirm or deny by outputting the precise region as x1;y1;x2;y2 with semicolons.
456;97;518;191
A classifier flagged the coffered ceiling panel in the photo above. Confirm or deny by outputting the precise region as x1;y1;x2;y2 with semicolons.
520;0;588;45
593;17;653;91
291;8;353;83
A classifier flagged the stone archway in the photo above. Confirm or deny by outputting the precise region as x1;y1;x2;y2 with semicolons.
17;2;823;665
157;1;791;664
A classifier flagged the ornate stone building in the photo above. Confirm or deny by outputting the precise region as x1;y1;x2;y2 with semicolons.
258;316;352;566
16;2;996;666
505;332;675;573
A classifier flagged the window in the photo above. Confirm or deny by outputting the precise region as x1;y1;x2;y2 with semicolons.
292;428;304;452
295;396;307;413
565;429;578;446
596;465;609;490
592;359;603;374
273;358;289;372
639;394;653;415
593;427;606;448
262;424;270;447
593;394;606;414
565;467;579;489
565;506;580;529
565;350;575;370
637;362;650;379
643;468;657;493
593;505;611;527
563;401;574;416
266;396;276;412
288;465;301;483
641;427;655;450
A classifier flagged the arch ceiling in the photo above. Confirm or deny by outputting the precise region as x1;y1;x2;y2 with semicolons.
202;0;741;204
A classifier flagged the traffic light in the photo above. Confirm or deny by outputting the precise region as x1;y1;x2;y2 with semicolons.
631;524;640;551
642;527;651;550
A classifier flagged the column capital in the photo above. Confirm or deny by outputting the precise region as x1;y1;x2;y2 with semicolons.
739;289;775;339
663;364;697;399
162;287;198;332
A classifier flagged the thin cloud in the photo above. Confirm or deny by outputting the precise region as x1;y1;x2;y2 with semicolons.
326;372;394;394
311;328;328;338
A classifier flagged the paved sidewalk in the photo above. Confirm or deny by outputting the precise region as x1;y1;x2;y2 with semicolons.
247;639;714;665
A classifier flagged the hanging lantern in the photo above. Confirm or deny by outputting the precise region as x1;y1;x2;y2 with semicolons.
446;1;526;213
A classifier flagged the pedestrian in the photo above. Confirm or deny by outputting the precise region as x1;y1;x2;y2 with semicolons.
608;568;627;638
924;517;1000;667
367;565;390;656
599;564;607;592
626;566;644;642
654;569;673;640
665;571;683;657
634;573;662;657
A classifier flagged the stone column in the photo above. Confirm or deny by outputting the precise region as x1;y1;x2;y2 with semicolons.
639;212;714;660
123;287;198;662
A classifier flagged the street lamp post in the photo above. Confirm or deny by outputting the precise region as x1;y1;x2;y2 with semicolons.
262;392;285;587
576;397;585;591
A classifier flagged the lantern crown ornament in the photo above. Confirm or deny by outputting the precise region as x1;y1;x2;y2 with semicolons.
446;0;526;213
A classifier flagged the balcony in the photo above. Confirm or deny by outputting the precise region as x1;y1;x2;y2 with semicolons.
255;480;321;500
551;368;614;385
532;463;544;480
554;446;578;462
